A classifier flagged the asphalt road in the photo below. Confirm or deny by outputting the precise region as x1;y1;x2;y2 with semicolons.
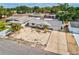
0;38;58;55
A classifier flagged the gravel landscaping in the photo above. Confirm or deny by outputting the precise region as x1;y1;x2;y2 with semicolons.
10;27;51;45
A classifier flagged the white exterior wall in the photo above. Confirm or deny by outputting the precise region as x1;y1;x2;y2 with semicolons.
37;24;44;28
68;22;79;34
73;34;79;46
29;23;37;27
29;23;44;28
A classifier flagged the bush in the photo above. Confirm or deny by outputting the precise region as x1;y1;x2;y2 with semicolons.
11;23;22;31
43;25;49;33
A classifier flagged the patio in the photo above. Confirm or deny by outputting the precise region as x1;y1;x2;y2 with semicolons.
10;27;51;45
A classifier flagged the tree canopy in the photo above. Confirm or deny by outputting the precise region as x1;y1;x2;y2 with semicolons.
0;3;79;21
55;3;79;22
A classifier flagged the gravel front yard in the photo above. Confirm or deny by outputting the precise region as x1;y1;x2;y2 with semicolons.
10;27;51;45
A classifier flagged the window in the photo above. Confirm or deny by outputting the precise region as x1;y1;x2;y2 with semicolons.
26;23;29;26
32;23;35;25
40;25;42;26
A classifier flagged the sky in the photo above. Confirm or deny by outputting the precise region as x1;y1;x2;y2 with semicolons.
0;3;79;8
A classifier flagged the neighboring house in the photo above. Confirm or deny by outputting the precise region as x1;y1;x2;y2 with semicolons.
28;13;42;18
68;22;79;46
0;29;12;37
44;14;56;19
29;13;56;19
68;22;79;34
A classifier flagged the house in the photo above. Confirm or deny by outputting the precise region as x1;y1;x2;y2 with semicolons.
45;20;63;30
26;17;63;30
44;14;56;19
25;18;50;28
7;14;63;31
68;22;79;34
6;14;29;27
68;22;79;46
28;13;41;17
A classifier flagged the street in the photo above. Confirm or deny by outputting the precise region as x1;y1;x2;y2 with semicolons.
0;38;57;55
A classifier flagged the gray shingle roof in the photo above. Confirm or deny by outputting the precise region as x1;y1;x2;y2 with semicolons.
8;15;63;30
45;20;62;30
28;18;50;25
27;18;63;30
8;16;28;24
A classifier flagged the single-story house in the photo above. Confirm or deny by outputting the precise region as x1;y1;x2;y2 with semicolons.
26;18;51;28
26;18;63;30
6;15;29;27
28;13;43;18
45;20;63;30
7;14;63;31
68;22;79;34
68;22;79;47
44;14;56;19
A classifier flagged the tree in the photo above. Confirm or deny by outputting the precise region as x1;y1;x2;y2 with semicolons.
0;6;5;18
56;11;73;23
55;3;79;23
0;6;14;19
33;6;40;13
16;6;31;14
